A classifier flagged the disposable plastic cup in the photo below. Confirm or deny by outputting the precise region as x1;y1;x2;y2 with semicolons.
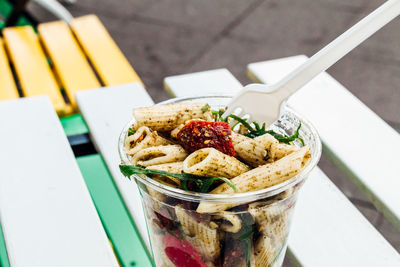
119;96;321;267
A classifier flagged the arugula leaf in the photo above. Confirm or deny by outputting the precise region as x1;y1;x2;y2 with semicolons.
266;123;304;146
226;114;304;145
127;128;135;136
227;114;255;132
212;109;228;122
238;225;254;267
119;164;238;193
201;103;211;113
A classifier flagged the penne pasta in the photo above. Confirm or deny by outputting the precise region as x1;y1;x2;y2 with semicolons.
170;124;184;139
196;146;311;213
271;142;299;161
185;236;220;261
235;133;278;167
235;134;300;167
133;102;213;131
183;148;250;178
254;235;278;267
213;211;242;233
125;126;171;156
146;162;184;185
248;201;290;243
130;145;188;166
175;205;220;260
230;131;251;149
146;177;179;205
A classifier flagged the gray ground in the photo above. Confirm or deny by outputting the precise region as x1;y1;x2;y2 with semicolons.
29;0;400;264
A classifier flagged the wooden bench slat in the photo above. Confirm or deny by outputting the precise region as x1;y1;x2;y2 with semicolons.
248;55;400;230
164;69;400;266
0;96;118;266
70;15;143;86
38;20;101;109
76;83;154;252
2;26;70;115
0;38;18;100
164;68;242;97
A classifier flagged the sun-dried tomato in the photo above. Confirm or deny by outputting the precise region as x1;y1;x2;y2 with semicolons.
177;121;235;156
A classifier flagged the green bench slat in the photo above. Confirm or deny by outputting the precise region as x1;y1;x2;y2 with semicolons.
60;114;89;136
76;154;152;267
0;224;10;267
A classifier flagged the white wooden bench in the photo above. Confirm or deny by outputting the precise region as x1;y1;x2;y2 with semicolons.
0;96;118;266
163;67;400;266
76;82;154;251
247;55;400;229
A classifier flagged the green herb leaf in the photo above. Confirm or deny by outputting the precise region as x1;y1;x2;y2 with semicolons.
238;226;254;241
227;114;255;132
226;114;303;145
238;225;254;267
212;109;228;122
198;177;237;193
201;103;211;113
127;128;135;136
119;165;238;193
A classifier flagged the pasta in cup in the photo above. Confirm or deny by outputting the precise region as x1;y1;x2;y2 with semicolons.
119;96;321;267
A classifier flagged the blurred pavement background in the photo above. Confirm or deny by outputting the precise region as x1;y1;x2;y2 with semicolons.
28;0;400;263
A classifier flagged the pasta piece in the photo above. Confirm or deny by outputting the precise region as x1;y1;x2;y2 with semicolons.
146;177;179;208
254;235;278;267
175;205;219;244
271;142;299;161
170;124;184;139
248;201;289;243
235;133;278;167
133;102;213;131
124;126;171;156
170;119;204;140
185;236;220;261
196;146;311;213
175;205;220;260
230;131;251;149
130;145;188;166
213;211;242;233
183;148;250;178
146;162;184;185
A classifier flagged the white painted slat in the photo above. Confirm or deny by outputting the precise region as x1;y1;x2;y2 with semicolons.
248;55;400;230
164;68;242;97
76;82;154;252
164;69;400;266
0;96;118;267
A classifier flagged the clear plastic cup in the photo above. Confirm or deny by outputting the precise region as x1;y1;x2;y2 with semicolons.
119;96;321;267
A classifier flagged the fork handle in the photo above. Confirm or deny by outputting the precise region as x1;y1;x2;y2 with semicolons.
272;0;400;99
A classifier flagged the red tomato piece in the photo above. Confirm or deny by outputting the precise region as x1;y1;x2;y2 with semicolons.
164;233;207;267
177;120;235;156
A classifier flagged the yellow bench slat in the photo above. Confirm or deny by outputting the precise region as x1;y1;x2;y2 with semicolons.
38;21;101;109
70;15;143;86
0;38;19;100
3;26;70;115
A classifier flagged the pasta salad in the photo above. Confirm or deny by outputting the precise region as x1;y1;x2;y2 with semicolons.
120;102;312;267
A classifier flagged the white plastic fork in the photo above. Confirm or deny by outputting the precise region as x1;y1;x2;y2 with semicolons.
224;0;400;126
